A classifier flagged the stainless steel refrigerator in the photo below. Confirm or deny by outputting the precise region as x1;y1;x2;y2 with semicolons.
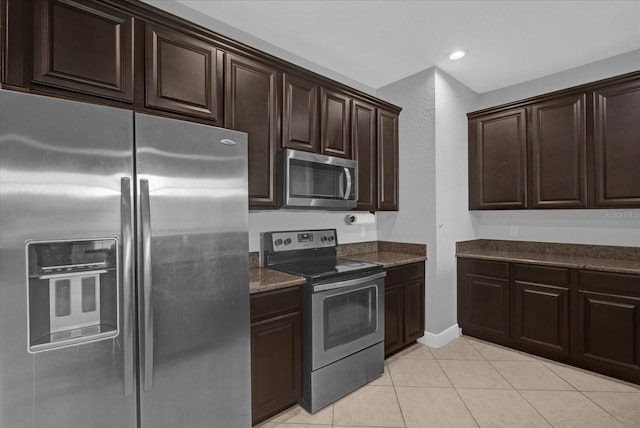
0;89;251;428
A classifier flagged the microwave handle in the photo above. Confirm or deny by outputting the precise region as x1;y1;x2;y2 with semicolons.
343;167;352;200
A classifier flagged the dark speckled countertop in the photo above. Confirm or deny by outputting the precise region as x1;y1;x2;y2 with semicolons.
456;239;640;275
249;240;427;294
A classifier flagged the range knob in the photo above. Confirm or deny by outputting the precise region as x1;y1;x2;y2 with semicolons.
283;238;292;245
274;238;283;246
321;236;328;242
328;236;335;242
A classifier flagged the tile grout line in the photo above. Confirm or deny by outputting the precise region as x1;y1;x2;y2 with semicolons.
387;355;408;427
430;340;481;427
466;338;556;428
577;389;629;427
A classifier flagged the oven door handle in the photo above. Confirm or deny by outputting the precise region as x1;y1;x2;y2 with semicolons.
313;271;386;292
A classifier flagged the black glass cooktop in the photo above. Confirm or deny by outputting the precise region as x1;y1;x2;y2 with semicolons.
273;257;383;282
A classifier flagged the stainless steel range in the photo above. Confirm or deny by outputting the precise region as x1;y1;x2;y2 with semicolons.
263;229;385;412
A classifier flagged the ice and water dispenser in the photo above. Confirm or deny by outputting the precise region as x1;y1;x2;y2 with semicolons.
27;239;119;352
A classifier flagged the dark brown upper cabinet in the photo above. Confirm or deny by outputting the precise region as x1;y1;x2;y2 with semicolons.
224;53;282;208
282;73;319;152
352;99;377;211
592;79;640;207
377;109;399;211
145;22;221;122
468;71;640;210
529;94;587;208
469;108;528;209
320;87;351;158
32;0;134;102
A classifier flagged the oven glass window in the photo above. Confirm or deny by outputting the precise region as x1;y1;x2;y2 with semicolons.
290;159;350;199
323;286;377;350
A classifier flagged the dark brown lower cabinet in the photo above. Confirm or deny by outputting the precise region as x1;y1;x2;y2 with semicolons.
250;286;302;425
511;264;570;360
457;259;510;345
457;257;640;385
384;262;425;357
575;270;640;384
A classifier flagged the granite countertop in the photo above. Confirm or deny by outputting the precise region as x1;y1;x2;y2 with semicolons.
346;251;426;268
456;240;640;275
249;267;306;294
249;240;428;294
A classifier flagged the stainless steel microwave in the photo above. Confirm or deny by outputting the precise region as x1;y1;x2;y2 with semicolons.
281;149;357;209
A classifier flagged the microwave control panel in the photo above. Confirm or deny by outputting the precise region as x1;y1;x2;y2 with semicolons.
268;229;336;251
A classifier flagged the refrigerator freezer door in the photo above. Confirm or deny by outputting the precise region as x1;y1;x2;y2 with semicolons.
134;113;251;428
0;90;137;427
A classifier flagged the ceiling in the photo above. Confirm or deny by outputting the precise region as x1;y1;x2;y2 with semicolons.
176;0;640;93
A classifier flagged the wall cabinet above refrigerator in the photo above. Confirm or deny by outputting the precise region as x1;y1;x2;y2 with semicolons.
1;0;401;211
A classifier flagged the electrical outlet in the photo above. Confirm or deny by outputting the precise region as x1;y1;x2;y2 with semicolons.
360;226;366;238
510;226;519;237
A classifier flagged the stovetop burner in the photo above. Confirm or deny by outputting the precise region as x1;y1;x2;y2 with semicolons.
274;257;382;281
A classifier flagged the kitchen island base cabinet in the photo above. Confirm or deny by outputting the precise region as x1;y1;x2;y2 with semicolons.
384;262;425;357
250;286;302;426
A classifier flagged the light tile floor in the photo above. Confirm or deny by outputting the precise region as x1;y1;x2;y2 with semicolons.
257;335;640;428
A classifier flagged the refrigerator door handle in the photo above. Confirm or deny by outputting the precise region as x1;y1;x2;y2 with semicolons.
121;177;135;397
139;179;154;392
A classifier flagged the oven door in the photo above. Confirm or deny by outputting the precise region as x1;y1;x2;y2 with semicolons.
311;272;385;370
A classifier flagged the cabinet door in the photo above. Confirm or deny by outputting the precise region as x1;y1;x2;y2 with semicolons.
512;264;570;359
404;279;425;343
469;108;527;209
283;73;319;152
377;109;399;210
575;270;640;382
352;100;377;210
251;312;302;425
458;259;510;345
384;284;404;357
530;94;587;208
224;54;281;208
145;23;221;121
33;0;133;101
320;87;351;158
593;80;640;207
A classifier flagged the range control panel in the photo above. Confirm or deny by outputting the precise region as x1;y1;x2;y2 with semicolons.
268;229;336;252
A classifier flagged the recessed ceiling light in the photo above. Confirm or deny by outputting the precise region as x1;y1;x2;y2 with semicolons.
449;50;467;60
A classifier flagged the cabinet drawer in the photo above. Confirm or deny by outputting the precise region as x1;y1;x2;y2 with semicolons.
250;286;302;322
578;270;640;296
464;259;509;278
385;261;424;285
514;264;570;285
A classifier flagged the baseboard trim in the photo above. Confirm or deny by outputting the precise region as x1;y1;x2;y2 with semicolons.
418;324;461;349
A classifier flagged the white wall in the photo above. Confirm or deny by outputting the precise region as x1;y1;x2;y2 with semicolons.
472;51;640;247
475;49;640;110
248;211;377;253
376;68;438;332
433;69;478;333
